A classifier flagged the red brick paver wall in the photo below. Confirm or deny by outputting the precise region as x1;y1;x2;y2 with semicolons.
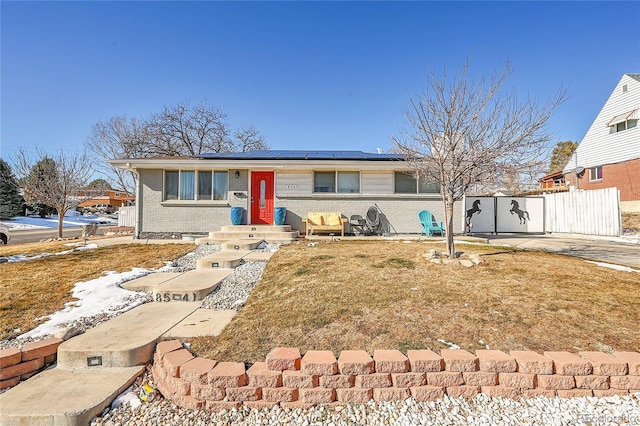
152;343;640;412
0;338;62;389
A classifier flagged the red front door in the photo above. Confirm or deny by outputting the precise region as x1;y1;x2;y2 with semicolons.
250;172;274;224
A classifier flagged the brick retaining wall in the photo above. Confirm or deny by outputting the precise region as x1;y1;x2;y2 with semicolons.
152;342;640;411
0;338;63;390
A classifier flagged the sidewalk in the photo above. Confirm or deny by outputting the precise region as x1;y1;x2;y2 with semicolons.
481;233;640;269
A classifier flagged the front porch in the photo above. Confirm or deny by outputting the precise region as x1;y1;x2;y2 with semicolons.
194;225;299;245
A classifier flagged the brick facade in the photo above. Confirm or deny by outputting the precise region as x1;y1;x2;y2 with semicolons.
566;159;640;204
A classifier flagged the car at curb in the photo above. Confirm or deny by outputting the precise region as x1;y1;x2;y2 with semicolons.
81;204;115;215
0;224;10;245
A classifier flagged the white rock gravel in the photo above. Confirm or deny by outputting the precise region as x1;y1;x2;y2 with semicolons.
200;261;268;310
92;366;640;425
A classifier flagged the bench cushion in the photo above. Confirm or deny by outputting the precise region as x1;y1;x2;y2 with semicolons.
325;214;342;226
308;213;324;226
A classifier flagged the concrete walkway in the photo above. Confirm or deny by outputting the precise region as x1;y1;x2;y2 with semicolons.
0;237;264;425
481;233;640;269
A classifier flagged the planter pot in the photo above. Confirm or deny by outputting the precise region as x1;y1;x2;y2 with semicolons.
274;207;287;226
230;207;244;225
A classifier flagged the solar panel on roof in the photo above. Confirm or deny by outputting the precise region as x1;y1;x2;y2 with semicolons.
197;150;404;161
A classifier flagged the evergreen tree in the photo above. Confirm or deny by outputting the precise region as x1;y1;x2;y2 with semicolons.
22;157;58;218
0;159;25;218
549;141;578;173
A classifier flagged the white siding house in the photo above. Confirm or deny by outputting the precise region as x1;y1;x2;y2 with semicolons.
563;74;640;212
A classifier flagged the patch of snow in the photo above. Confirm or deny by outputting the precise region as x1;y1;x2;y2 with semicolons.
7;243;100;263
437;338;461;350
585;261;639;273
0;215;116;231
19;268;152;339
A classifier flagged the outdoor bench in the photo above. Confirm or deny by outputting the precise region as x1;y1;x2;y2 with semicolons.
304;212;347;237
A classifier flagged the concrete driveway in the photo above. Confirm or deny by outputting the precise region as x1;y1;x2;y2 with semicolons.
480;233;640;269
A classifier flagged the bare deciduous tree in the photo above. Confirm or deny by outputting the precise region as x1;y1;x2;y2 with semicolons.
234;125;268;152
13;148;93;238
146;100;232;156
86;116;146;195
393;60;567;258
86;100;268;192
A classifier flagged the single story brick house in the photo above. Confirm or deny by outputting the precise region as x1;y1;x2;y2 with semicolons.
110;150;462;239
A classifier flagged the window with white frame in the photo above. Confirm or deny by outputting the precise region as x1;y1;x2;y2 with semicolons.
313;171;360;193
614;119;638;132
164;170;228;201
608;109;638;133
589;166;603;181
394;172;440;194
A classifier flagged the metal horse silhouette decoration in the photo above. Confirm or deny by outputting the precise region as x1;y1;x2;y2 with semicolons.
465;199;482;232
509;200;530;224
466;200;482;221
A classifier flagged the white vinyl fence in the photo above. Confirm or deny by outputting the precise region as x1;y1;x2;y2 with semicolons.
118;206;136;228
544;188;621;236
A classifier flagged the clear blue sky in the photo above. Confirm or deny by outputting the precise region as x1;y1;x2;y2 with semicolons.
1;1;639;160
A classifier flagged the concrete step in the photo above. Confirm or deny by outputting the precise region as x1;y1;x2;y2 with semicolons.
121;272;183;292
243;251;275;261
221;238;265;251
195;250;251;269
163;309;236;338
151;269;232;302
208;231;299;242
217;225;292;234
57;302;200;369
0;366;144;426
194;236;219;245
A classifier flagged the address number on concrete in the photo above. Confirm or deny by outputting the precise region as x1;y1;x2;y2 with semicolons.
154;292;198;302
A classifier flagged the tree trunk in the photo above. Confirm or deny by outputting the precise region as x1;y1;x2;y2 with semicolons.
57;206;69;239
57;214;64;239
444;193;456;258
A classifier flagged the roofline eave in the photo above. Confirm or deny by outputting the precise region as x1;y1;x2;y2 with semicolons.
108;157;411;171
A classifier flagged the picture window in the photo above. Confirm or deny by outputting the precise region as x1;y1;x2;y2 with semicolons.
164;170;228;201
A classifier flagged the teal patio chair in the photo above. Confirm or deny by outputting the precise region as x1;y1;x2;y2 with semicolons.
418;210;445;237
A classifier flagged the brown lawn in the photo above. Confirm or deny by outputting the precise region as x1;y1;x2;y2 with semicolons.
623;212;640;234
0;244;194;340
188;241;640;363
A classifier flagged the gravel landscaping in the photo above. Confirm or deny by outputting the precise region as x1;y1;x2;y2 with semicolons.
92;365;640;426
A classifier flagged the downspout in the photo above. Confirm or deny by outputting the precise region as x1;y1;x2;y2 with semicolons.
135;170;141;239
128;165;141;239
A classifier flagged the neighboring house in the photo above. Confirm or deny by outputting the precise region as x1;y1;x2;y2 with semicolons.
77;189;135;210
110;150;462;239
537;171;569;193
492;189;516;197
563;74;640;212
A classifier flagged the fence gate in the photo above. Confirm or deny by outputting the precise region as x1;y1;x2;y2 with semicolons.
463;196;545;234
464;188;621;236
